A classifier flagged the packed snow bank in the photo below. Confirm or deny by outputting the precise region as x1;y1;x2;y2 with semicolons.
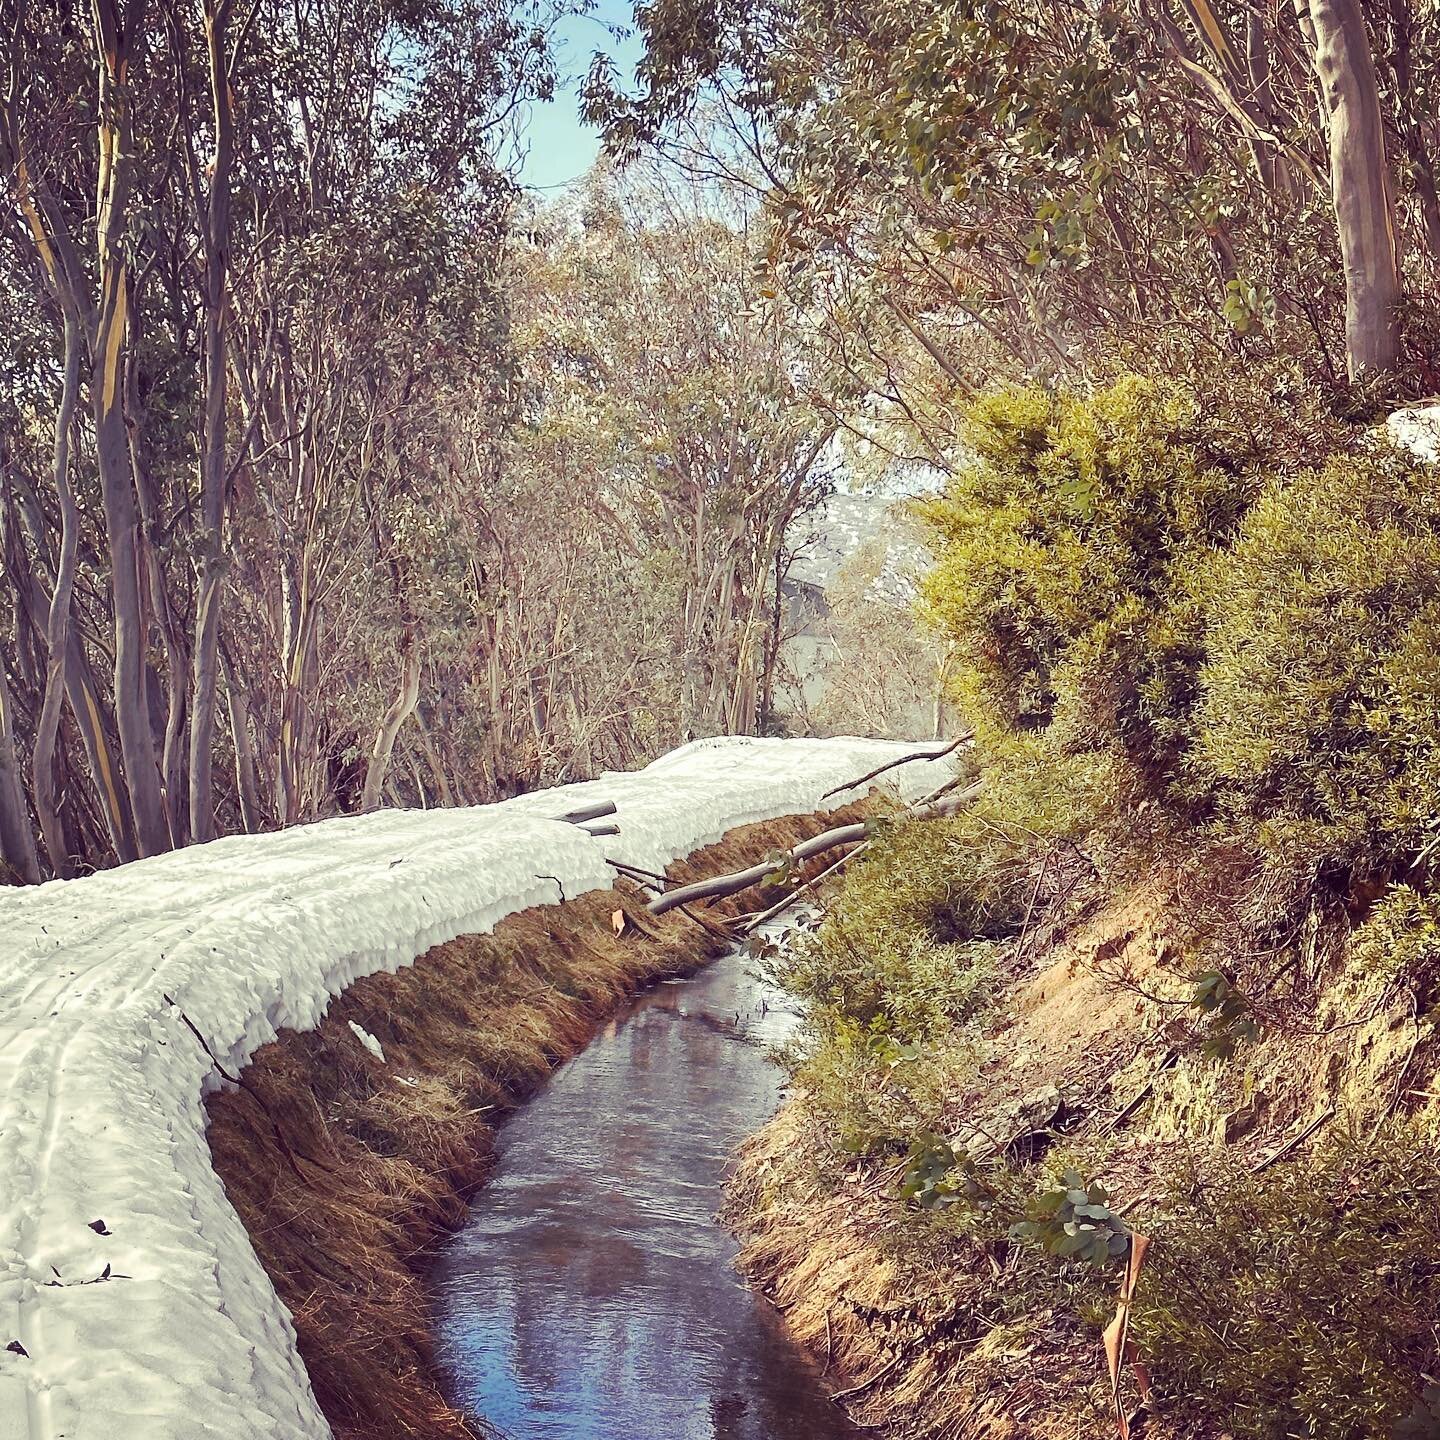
1388;403;1440;462
0;736;948;1440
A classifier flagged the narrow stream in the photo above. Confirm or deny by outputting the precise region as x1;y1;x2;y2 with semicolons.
431;946;864;1440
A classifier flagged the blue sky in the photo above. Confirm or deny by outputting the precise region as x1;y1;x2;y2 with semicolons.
509;1;642;194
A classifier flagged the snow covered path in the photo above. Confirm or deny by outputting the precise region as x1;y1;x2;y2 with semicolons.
0;737;944;1440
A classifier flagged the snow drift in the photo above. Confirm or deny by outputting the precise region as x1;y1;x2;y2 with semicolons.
0;736;943;1440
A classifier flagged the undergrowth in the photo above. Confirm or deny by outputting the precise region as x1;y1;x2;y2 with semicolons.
746;374;1440;1438
1136;1125;1440;1440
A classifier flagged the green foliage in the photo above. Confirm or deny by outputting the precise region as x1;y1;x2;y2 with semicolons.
768;812;1001;1045
921;376;1440;896
917;376;1258;778
792;1020;981;1167
1009;1168;1130;1265
898;1133;996;1213
1350;885;1440;992
1221;277;1276;336
1188;969;1260;1059
1134;1126;1440;1440
1189;447;1440;876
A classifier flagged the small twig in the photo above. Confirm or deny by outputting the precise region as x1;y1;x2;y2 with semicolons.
1014;848;1055;963
742;844;867;934
831;1351;904;1403
164;995;331;1182
677;902;734;941
536;874;566;901
606;857;670;887
1103;1049;1179;1134
1369;990;1423;1140
1250;1105;1336;1174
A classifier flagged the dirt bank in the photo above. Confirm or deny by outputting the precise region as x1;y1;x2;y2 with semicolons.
205;804;870;1440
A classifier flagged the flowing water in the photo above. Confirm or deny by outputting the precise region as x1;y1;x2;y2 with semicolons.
431;946;865;1440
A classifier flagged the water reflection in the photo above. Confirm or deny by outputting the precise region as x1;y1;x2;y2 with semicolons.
432;949;863;1440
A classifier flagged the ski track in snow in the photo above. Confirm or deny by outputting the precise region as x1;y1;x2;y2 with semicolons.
0;736;944;1440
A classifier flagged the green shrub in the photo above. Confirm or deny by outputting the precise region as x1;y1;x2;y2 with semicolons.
1008;1167;1130;1264
1189;448;1440;877
1349;884;1440;994
1134;1125;1440;1440
917;376;1259;781
771;736;1115;1049
920;375;1440;893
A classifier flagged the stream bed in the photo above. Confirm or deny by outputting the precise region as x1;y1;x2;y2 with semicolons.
431;945;864;1440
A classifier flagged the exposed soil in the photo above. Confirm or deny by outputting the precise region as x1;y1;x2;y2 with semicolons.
726;881;1440;1439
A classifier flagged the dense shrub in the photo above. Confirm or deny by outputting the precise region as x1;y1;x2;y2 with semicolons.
1134;1125;1440;1440
917;376;1260;781
920;376;1440;890
1347;884;1440;998
1190;448;1440;877
771;739;1114;1049
761;376;1440;1440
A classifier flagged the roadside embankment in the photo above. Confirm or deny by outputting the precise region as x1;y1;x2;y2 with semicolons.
724;851;1440;1440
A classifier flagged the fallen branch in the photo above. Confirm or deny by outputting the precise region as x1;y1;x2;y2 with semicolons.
606;858;665;893
553;799;618;825
818;733;972;802
606;857;670;888
1250;1105;1336;1174
830;1350;904;1403
648;780;984;916
1103;1049;1180;1134
741;843;868;934
676;901;735;941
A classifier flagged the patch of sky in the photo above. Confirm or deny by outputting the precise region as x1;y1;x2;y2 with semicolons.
504;0;642;194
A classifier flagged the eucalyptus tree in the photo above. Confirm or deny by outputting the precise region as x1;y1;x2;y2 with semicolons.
587;0;1434;395
0;0;554;873
512;166;836;740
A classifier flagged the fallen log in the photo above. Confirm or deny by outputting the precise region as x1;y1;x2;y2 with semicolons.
647;779;984;915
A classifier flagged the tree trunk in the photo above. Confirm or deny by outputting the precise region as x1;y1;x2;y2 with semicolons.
220;644;265;833
360;640;422;812
1381;0;1440;257
92;0;170;857
31;308;84;874
188;0;237;844
0;650;41;883
1305;0;1402;379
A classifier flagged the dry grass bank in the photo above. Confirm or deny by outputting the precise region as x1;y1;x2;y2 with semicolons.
205;804;869;1440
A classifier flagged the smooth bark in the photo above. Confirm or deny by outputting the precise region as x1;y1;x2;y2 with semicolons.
91;0;170;856
1305;0;1402;378
188;0;237;843
31;309;84;873
0;650;40;883
360;640;422;812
